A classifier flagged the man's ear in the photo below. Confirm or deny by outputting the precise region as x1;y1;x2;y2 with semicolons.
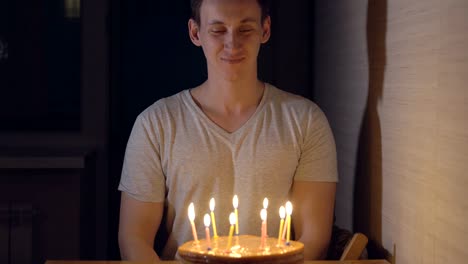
188;19;202;47
261;16;271;44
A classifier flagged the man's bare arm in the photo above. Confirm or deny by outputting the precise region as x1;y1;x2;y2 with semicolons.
118;192;164;262
291;181;336;260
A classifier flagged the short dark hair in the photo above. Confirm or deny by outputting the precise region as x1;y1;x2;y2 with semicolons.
190;0;271;26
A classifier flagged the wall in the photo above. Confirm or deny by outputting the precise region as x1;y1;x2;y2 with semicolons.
314;0;468;263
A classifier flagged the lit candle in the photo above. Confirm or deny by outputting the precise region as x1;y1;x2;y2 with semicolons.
263;198;269;236
260;208;267;248
188;203;198;243
204;214;212;250
282;206;288;240
209;198;218;238
286;201;293;244
277;206;285;245
233;195;239;235
226;212;236;251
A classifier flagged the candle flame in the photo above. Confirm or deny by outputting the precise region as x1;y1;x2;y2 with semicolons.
209;198;215;211
260;208;267;221
204;213;211;227
233;195;239;209
263;197;269;209
188;202;195;221
279;206;286;219
286;201;293;215
229;212;236;225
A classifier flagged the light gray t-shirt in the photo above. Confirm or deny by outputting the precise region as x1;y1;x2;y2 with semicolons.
118;83;338;259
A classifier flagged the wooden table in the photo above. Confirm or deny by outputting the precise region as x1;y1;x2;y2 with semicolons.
46;260;390;264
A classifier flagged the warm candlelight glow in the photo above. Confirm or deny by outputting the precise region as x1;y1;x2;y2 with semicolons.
229;212;236;225
210;198;215;211
279;206;286;219
204;213;211;227
233;195;239;209
209;198;218;238
188;203;195;222
260;208;267;221
263;197;269;209
286;201;293;215
188;202;198;242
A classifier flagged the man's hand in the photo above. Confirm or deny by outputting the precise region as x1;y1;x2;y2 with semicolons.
119;192;164;262
291;181;336;260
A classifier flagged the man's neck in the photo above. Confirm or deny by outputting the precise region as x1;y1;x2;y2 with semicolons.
193;77;265;115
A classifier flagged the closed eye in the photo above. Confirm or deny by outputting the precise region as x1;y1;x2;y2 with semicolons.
239;28;254;33
210;29;226;35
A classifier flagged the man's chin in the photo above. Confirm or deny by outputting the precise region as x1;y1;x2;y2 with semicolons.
208;64;252;81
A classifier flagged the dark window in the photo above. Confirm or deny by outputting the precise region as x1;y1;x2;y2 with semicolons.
0;0;81;131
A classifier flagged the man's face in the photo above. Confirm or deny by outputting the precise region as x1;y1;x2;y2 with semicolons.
189;0;270;81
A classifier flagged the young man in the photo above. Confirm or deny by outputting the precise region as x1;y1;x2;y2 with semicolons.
118;0;337;261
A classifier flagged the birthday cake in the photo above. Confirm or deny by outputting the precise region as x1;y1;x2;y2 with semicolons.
178;235;304;264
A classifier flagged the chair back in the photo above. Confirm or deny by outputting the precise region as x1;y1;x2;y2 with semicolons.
340;233;369;260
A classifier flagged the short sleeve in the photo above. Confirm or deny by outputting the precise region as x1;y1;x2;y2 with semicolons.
118;112;166;202
294;104;338;182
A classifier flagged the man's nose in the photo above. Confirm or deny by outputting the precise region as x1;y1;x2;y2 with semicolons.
224;31;241;50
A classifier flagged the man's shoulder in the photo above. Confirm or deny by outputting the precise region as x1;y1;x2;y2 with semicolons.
138;89;189;119
267;84;319;111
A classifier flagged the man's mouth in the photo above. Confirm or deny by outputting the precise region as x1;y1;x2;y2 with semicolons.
221;57;245;64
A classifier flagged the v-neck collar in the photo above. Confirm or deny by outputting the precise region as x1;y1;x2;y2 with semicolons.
183;83;270;141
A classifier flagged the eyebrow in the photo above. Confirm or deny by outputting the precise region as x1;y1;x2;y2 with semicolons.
208;17;258;25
